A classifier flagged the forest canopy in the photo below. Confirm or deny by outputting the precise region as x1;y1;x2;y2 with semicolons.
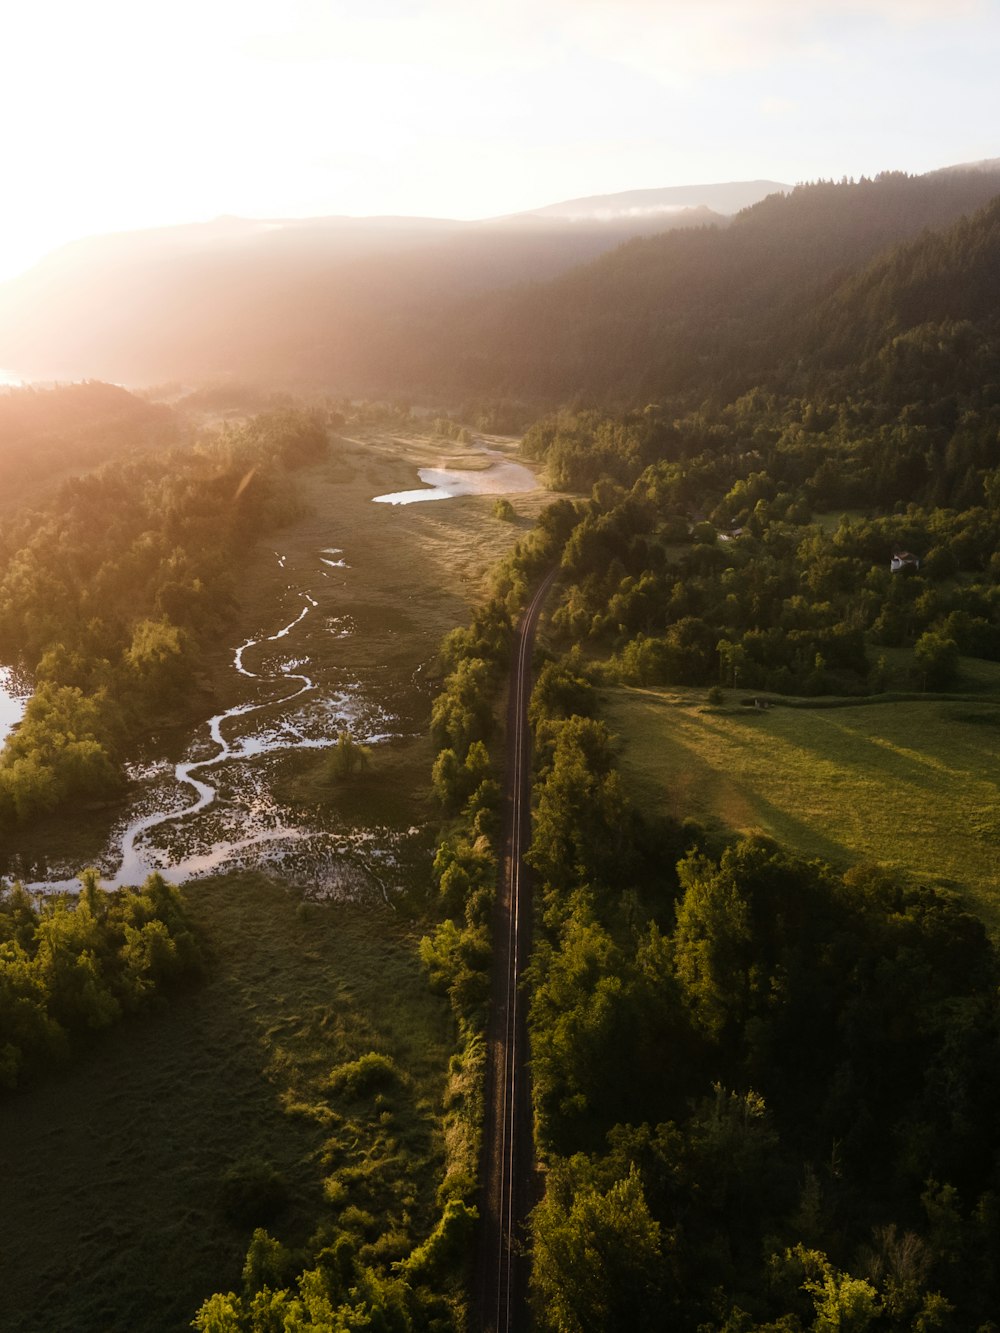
0;403;328;828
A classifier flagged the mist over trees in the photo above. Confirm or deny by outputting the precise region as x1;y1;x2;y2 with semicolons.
2;167;999;406
3;156;1000;1332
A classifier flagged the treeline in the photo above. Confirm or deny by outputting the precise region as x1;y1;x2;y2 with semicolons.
0;404;328;826
520;398;1000;697
420;499;578;1204
0;871;200;1089
524;662;1000;1331
420;169;1000;407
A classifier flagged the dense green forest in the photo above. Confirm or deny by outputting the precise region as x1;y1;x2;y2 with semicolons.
489;175;1000;1324
0;400;326;829
520;395;1000;699
524;665;1000;1330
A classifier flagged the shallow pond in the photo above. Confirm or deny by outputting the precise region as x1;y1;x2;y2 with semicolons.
373;448;537;505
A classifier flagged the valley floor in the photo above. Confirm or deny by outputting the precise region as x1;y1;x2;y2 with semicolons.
604;680;1000;933
0;424;548;1331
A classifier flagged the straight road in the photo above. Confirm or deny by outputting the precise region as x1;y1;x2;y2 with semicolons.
475;568;558;1333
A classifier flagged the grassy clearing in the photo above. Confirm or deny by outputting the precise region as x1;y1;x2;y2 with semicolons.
0;872;454;1333
603;685;1000;933
213;428;548;858
811;508;868;532
0;425;546;1329
227;427;547;882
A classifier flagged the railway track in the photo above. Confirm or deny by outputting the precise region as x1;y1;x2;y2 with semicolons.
475;568;557;1333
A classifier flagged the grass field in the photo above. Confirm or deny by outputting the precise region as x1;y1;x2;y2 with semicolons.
603;685;1000;932
0;873;454;1332
0;424;547;1329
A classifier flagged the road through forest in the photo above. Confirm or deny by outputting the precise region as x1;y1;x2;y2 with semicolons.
474;568;558;1333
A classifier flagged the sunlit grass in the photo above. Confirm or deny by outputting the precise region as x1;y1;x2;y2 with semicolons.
603;685;1000;933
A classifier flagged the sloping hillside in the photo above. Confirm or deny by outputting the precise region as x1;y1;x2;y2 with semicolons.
421;168;1000;405
0;203;729;387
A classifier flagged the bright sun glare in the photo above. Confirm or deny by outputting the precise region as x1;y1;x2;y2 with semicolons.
0;0;996;282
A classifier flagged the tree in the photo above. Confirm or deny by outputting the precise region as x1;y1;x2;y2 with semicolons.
531;1164;665;1333
672;853;752;1041
913;629;959;690
326;730;371;781
716;638;747;689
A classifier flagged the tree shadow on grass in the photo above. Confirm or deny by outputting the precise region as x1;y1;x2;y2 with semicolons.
706;786;857;872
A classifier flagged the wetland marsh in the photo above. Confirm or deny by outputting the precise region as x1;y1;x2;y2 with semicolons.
0;423;546;1332
3;428;545;900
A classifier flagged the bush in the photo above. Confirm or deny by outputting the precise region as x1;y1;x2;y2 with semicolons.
328;1051;401;1097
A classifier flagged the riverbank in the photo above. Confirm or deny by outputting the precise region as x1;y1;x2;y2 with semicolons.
0;420;549;1331
2;425;547;898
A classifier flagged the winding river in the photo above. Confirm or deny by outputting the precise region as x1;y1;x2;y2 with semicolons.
15;584;304;893
3;443;540;898
9;549;402;900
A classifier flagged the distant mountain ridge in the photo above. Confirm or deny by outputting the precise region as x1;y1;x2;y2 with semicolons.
0;187;740;384
1;163;999;398
514;179;789;220
395;165;1000;406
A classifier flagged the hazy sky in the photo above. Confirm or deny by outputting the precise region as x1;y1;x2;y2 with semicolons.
0;0;997;279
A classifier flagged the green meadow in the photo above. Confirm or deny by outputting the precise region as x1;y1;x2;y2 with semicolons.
603;684;1000;932
0;425;547;1330
0;874;454;1332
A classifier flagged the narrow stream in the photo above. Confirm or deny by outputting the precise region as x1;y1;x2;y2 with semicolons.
3;444;539;899
108;595;321;890
10;550;408;899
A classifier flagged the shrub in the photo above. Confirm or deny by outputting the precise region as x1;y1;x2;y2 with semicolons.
328;1051;401;1097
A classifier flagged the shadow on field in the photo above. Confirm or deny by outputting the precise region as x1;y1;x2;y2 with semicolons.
0;872;451;1333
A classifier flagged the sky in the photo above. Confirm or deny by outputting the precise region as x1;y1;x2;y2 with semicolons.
0;0;997;281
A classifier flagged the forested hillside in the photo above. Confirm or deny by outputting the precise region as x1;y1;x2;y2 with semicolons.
0;380;176;502
0;205;727;387
4;167;999;405
807;194;1000;380
423;168;1000;405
